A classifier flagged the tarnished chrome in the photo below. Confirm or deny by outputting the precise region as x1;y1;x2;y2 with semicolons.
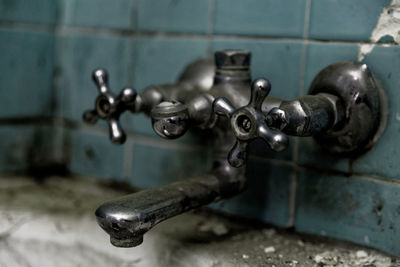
263;62;387;156
215;49;250;69
178;59;215;92
83;59;216;143
96;157;245;247
83;50;387;248
308;62;388;155
213;78;289;167
266;93;344;137
151;101;189;139
83;69;137;144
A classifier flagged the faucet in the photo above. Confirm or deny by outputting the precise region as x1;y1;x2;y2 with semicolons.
83;50;387;247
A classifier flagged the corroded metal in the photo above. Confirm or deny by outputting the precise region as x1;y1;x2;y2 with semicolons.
83;59;216;143
151;101;189;139
96;157;245;247
83;69;137;144
266;93;344;137
83;50;387;248
213;78;289;167
308;62;387;155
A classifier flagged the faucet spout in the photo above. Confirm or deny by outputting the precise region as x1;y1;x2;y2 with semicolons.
95;159;245;247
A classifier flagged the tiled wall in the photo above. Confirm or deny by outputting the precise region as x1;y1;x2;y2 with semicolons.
0;0;58;174
1;0;400;256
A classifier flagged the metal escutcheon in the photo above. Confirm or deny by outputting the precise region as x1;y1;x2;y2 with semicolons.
309;62;388;156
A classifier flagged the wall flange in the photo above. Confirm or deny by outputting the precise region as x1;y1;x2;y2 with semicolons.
309;62;388;156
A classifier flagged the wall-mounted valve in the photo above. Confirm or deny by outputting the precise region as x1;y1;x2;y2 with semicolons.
83;60;216;144
82;69;137;144
265;62;387;156
213;78;288;167
83;49;387;248
211;61;387;167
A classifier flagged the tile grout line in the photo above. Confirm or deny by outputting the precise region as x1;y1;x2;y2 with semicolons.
287;171;298;227
206;0;215;57
249;155;296;168
298;0;311;98
121;0;139;183
350;173;400;187
128;134;206;151
122;138;134;183
2;20;398;48
288;0;312;227
131;0;139;33
50;2;65;167
0;21;55;33
131;0;140;84
251;152;400;187
60;119;205;151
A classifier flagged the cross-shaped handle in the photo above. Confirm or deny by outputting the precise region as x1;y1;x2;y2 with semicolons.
82;69;137;144
213;78;289;167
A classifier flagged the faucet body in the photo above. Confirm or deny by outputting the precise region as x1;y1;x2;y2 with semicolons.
85;50;387;247
95;51;253;247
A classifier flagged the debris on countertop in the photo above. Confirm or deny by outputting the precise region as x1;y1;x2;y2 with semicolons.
0;175;399;267
311;248;396;267
197;219;229;236
264;246;276;254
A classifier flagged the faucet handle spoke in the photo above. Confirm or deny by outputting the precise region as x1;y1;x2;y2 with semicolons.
108;117;126;144
83;68;137;144
93;69;109;94
257;123;288;152
213;78;289;167
228;140;248;168
213;97;236;118
249;78;271;110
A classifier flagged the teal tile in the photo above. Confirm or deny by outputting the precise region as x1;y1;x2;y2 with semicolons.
212;39;303;102
298;42;359;172
247;138;294;162
24;125;65;170
214;0;306;38
0;0;56;25
352;45;400;180
0;125;60;173
39;125;67;166
59;0;134;29
0;126;34;172
68;130;125;180
128;113;158;138
295;171;400;256
133;37;208;92
298;137;349;173
130;143;212;189
138;0;210;33
304;42;359;90
309;0;390;41
0;30;54;118
212;159;293;227
131;37;207;135
212;38;303;161
55;33;132;122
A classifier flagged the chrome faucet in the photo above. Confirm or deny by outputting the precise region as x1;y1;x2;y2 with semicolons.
83;50;387;247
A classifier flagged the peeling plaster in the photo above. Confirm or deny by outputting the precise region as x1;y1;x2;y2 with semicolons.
358;0;400;61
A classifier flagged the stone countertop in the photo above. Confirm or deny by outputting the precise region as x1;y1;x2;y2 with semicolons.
0;175;398;267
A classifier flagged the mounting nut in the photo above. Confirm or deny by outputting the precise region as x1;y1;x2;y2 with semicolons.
215;50;250;69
